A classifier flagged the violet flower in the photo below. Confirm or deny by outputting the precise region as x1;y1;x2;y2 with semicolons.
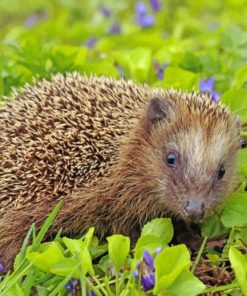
64;278;78;294
100;6;111;18
199;77;221;102
109;22;121;35
64;282;73;294
211;92;220;102
154;247;162;256
84;36;97;48
0;263;4;273
153;61;169;80
133;248;162;292
143;249;155;270
141;273;156;292
25;14;39;28
135;2;155;27
199;78;215;93
24;11;46;28
150;0;162;12
115;63;124;78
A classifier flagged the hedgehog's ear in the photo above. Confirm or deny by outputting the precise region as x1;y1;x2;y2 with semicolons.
144;97;171;131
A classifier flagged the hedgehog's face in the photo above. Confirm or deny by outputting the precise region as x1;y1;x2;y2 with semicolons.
142;96;240;223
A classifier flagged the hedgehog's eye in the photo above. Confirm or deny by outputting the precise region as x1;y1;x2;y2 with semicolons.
166;152;177;167
218;165;225;180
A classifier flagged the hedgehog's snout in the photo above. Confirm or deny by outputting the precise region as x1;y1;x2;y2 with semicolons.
184;199;205;221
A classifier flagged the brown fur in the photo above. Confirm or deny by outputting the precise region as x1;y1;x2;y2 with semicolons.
0;73;240;269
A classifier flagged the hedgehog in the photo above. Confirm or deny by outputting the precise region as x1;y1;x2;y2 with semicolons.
0;73;240;269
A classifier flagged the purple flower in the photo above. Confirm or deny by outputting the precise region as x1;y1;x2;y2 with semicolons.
199;77;221;102
150;0;162;12
25;14;39;28
136;2;147;14
0;263;4;273
64;282;73;293
64;278;78;294
208;22;219;31
141;273;156;292
199;78;215;93
133;248;163;292
101;6;111;18
153;61;169;80
115;63;124;78
135;2;155;27
24;11;45;28
84;36;97;48
109;22;121;34
211;92;220;102
143;250;154;270
136;14;155;27
154;247;162;257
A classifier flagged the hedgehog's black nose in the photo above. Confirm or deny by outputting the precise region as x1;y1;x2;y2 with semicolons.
184;199;205;220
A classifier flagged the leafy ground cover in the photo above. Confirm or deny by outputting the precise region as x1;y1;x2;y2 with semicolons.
0;0;247;295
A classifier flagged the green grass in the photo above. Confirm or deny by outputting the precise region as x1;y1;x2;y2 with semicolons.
0;0;247;295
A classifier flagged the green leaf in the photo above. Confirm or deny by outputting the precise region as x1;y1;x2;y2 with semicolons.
63;237;86;255
237;149;247;177
154;244;191;294
229;246;247;295
134;235;166;260
78;248;94;275
33;201;63;251
84;227;95;248
232;65;247;88
167;269;205;296
5;283;24;296
26;242;64;272
0;74;4;98
162;67;199;89
221;193;247;227
220;25;247;54
201;213;229;238
179;52;202;73
107;234;130;273
63;237;94;275
221;88;247;120
141;218;174;244
126;47;152;82
49;267;78;296
83;61;119;77
236;228;247;245
50;258;79;277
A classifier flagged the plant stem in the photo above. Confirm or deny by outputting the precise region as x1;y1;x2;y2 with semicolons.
85;277;102;296
80;272;87;296
191;236;207;274
222;227;235;259
203;282;239;293
103;276;114;296
115;273;120;296
91;274;109;296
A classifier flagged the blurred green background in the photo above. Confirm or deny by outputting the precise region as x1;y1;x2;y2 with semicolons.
1;0;247;122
